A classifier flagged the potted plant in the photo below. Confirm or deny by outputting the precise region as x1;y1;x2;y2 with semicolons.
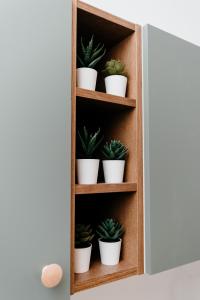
103;59;128;97
102;140;128;183
77;35;106;91
74;224;94;273
97;218;124;266
77;126;103;184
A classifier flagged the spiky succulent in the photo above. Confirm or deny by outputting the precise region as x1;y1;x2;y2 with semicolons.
75;224;94;248
103;59;127;77
77;35;106;69
102;140;128;160
78;126;103;158
96;218;124;242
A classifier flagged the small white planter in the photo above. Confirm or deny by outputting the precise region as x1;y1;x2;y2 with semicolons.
103;160;125;183
105;75;127;97
74;244;92;273
77;67;97;91
99;238;122;266
77;159;100;184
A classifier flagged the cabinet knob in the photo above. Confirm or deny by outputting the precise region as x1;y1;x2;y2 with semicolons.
41;264;63;288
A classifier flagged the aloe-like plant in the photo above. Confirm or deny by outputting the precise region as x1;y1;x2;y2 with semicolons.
102;140;128;160
103;59;127;77
96;218;124;242
75;224;94;248
78;126;103;158
77;35;106;69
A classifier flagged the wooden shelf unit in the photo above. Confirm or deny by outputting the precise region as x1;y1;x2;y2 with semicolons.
71;0;143;294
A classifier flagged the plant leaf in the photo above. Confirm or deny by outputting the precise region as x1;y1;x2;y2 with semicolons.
77;55;85;67
97;225;110;238
78;130;88;155
90;44;105;62
85;35;94;65
83;126;89;144
80;37;86;57
88;49;106;68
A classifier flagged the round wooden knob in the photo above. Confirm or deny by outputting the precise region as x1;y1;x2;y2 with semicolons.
41;264;63;288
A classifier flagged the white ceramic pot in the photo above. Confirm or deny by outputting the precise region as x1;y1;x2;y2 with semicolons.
103;160;125;183
74;244;92;273
76;159;100;184
77;67;97;91
105;75;127;97
99;238;122;266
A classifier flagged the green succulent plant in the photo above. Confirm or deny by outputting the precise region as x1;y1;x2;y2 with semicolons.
77;35;106;69
102;140;128;160
103;59;127;77
75;224;94;248
78;126;103;158
96;218;124;242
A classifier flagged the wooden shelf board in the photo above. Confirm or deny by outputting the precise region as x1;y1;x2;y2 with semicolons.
75;182;137;195
74;260;137;292
77;88;136;108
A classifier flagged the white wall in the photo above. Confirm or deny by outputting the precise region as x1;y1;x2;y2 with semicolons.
81;0;200;46
72;1;200;299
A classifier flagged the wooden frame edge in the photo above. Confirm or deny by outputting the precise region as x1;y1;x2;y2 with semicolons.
70;0;77;294
135;24;144;274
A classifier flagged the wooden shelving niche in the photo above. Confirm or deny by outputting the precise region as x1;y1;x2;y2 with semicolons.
71;0;143;293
